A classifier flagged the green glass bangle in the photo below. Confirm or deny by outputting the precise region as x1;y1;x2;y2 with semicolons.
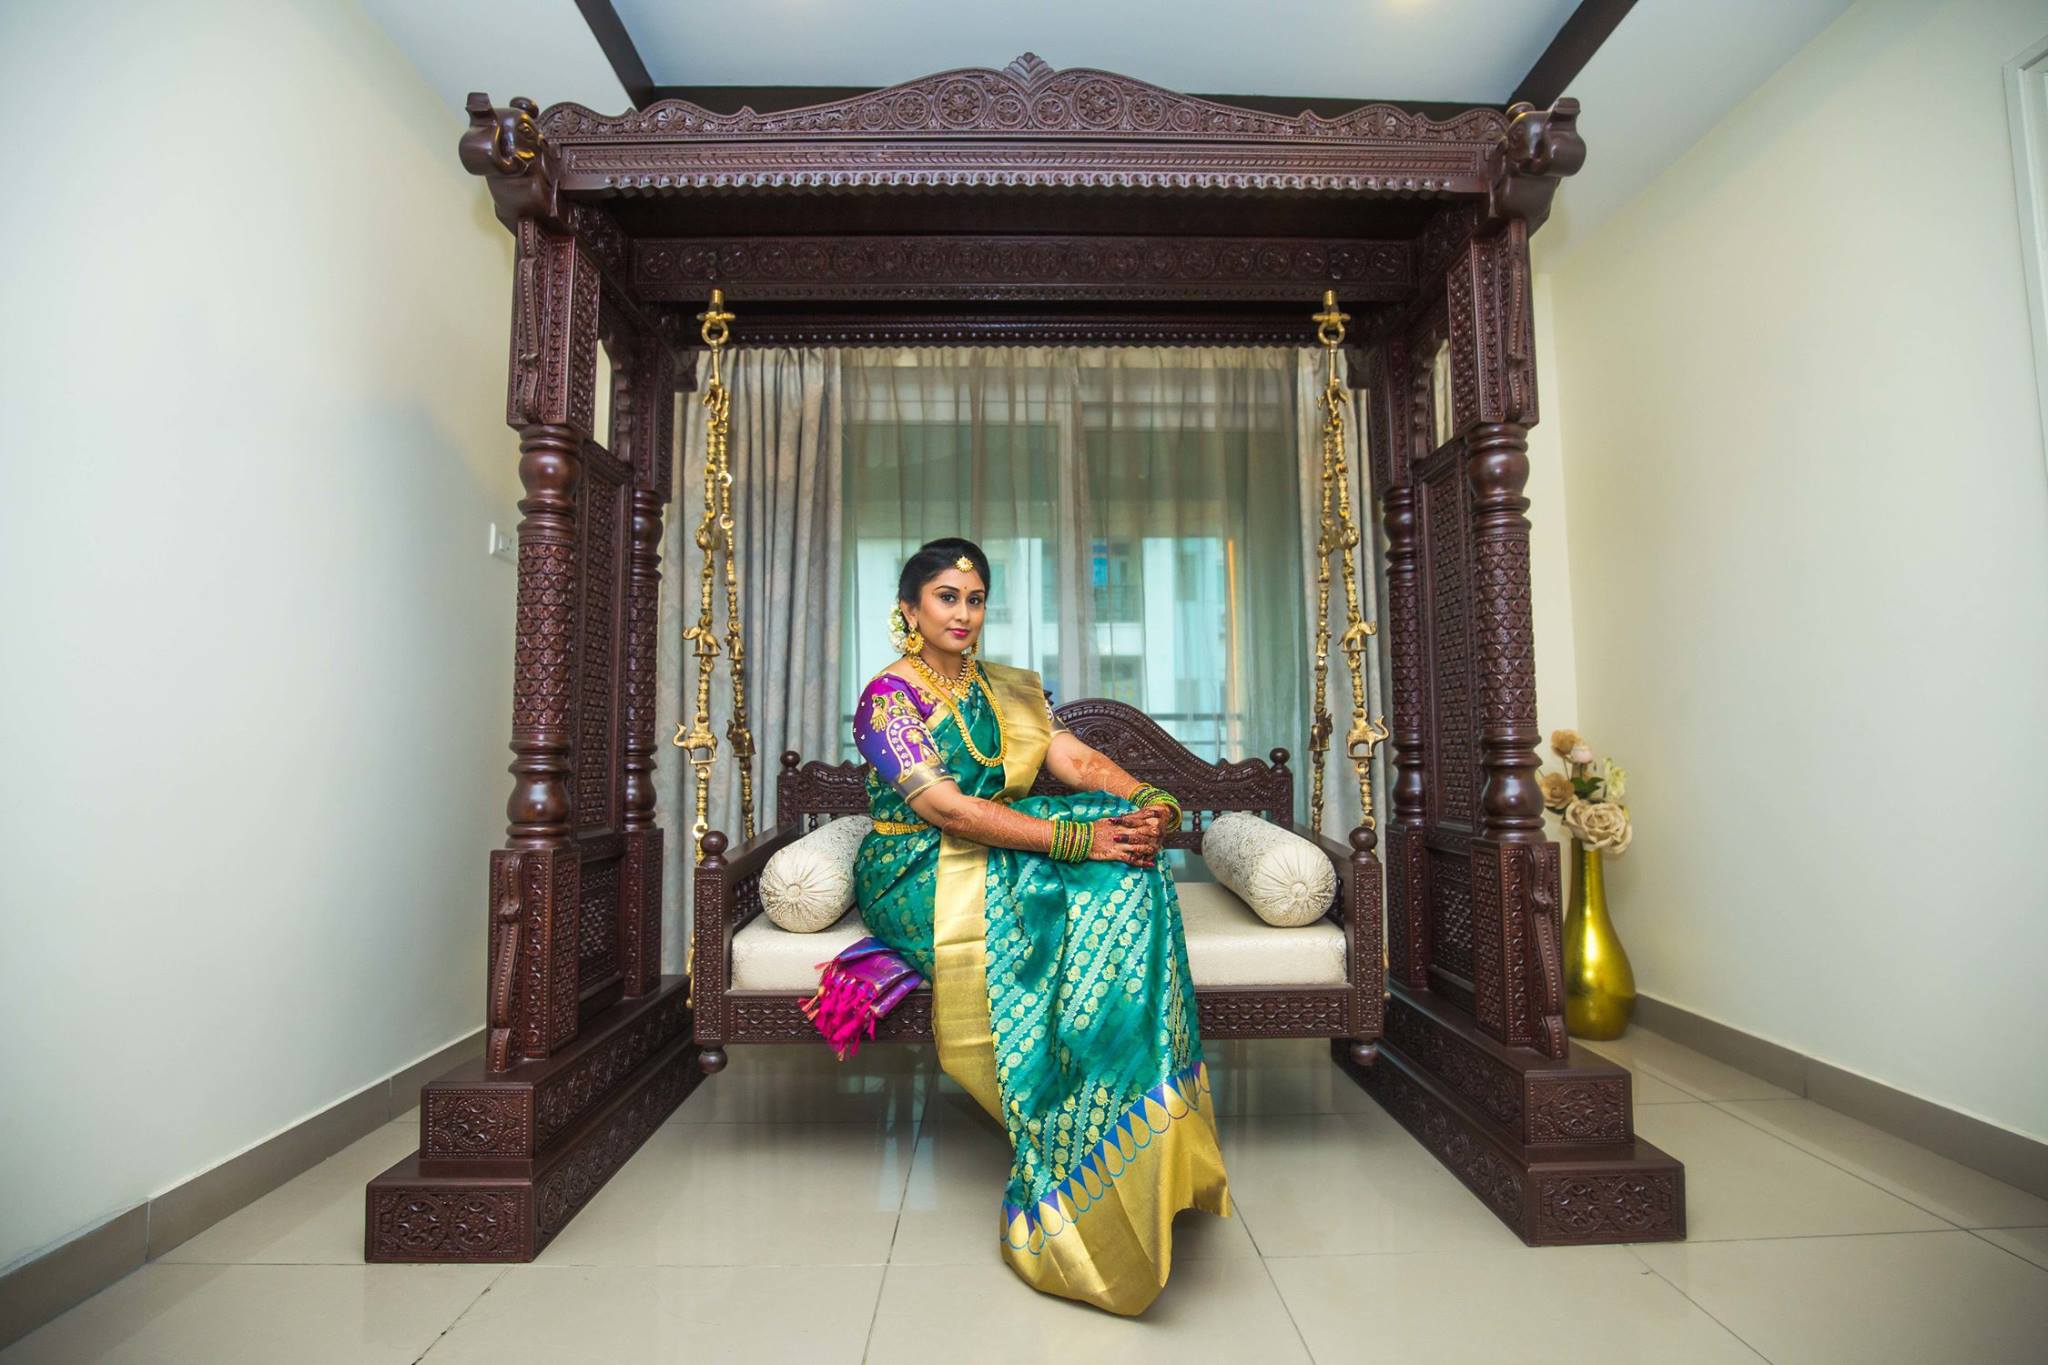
1050;817;1089;863
1131;784;1183;832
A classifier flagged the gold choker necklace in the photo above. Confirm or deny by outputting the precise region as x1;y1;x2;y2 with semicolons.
910;653;973;700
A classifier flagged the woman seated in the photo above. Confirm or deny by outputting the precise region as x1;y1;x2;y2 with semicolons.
815;537;1231;1316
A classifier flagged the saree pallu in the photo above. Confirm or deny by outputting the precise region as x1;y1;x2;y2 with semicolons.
851;661;1231;1315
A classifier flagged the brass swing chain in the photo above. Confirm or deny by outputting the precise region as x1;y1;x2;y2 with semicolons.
1309;291;1389;834
672;290;758;864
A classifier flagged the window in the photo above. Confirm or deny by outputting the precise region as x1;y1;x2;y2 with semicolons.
839;349;1307;767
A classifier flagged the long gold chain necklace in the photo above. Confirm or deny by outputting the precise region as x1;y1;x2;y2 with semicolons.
907;653;1006;767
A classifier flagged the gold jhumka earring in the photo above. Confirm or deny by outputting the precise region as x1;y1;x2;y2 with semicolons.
890;603;924;656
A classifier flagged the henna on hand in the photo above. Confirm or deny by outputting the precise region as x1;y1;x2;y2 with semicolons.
1087;812;1160;867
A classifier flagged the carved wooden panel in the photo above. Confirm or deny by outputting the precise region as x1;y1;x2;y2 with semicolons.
1471;840;1507;1036
534;988;693;1146
1427;848;1474;981
731;992;935;1041
775;699;1292;829
1445;241;1482;435
1447;226;1537;429
1421;460;1475;827
1367;1054;1524;1225
533;849;581;1055
617;828;662;996
1386;827;1428;989
1197;991;1350;1037
1532;1170;1684;1243
633;235;1411;303
721;989;1354;1041
368;1189;528;1262
1415;203;1482;286
576;855;621;987
423;1091;533;1161
575;469;624;831
702;313;1349;350
1527;1077;1629;1145
509;229;602;436
538;55;1508;195
535;1043;697;1242
1040;700;1293;838
1384;994;1520;1131
491;845;582;1066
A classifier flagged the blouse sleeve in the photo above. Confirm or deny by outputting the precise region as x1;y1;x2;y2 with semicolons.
1044;686;1072;736
854;675;955;800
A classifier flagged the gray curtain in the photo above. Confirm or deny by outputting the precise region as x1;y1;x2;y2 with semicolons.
656;347;843;971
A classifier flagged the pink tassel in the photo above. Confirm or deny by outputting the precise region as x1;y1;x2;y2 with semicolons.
802;959;881;1060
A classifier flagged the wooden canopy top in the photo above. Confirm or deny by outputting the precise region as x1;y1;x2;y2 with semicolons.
459;54;1583;347
532;53;1519;198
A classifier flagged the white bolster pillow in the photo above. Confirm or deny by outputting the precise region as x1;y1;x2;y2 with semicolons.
1200;812;1337;928
759;816;874;933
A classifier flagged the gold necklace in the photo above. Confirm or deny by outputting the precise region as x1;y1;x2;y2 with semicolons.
909;652;973;700
907;654;1006;767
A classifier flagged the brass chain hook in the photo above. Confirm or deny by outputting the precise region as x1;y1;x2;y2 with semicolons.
1307;291;1386;834
672;289;758;863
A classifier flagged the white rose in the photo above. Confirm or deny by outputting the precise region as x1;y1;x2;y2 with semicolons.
1565;799;1633;854
1568;744;1594;766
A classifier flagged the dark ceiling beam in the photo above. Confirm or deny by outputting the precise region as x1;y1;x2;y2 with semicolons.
575;0;654;108
575;1;1628;119
1512;0;1636;107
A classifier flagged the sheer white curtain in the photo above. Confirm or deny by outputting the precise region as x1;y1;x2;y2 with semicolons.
839;347;1309;786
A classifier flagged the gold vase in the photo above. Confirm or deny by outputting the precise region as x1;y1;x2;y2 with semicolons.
1562;836;1636;1040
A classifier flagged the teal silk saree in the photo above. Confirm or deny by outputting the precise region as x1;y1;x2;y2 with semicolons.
848;659;1231;1315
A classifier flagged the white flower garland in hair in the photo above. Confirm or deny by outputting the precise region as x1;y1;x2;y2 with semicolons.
887;603;910;654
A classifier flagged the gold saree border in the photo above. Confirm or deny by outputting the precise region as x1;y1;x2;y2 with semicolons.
930;663;1051;1123
999;1062;1233;1317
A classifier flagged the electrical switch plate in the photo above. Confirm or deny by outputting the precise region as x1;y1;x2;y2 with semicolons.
488;523;516;563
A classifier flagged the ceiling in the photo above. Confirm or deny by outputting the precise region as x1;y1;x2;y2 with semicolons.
609;0;1582;106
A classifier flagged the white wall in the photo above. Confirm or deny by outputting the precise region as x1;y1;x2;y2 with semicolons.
0;0;599;1270
1541;0;2048;1139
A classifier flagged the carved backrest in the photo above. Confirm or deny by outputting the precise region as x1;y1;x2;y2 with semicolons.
776;697;1293;850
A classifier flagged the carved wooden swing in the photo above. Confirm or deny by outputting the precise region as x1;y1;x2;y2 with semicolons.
367;55;1685;1265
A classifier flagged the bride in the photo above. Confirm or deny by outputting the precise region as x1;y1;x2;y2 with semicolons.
812;536;1231;1315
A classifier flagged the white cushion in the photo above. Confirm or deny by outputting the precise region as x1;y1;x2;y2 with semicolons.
733;908;878;988
1199;812;1337;927
1173;881;1347;986
728;875;1346;991
759;816;873;932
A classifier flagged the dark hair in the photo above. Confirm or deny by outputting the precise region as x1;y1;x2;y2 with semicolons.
897;538;991;605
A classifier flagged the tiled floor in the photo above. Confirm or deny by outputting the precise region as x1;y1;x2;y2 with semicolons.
7;1029;2046;1363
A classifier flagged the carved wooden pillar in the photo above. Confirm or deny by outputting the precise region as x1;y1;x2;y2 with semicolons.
617;337;677;998
1440;97;1582;1058
460;98;603;1072
1364;337;1431;993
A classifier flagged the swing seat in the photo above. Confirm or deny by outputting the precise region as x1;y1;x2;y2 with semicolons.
730;883;1349;991
689;698;1384;1071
